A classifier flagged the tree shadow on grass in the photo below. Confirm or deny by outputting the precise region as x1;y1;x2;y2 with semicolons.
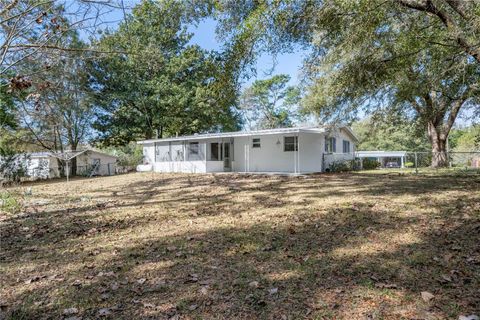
1;173;479;319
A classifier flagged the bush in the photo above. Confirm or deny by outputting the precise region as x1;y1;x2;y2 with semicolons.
0;192;22;214
101;142;143;167
329;160;353;172
362;158;380;170
405;162;414;168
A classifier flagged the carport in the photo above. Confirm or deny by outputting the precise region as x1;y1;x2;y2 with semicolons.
356;151;407;168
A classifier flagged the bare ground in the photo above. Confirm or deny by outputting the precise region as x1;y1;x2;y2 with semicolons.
0;172;479;319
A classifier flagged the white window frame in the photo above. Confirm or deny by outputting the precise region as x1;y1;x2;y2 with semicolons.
342;140;350;153
284;136;298;152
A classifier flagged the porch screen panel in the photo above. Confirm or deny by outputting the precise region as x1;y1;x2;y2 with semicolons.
155;142;171;162
170;142;185;161
187;142;205;161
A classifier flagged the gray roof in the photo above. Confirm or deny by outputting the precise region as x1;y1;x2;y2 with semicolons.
137;126;358;144
356;151;407;158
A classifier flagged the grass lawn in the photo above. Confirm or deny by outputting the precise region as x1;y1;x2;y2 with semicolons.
1;172;479;319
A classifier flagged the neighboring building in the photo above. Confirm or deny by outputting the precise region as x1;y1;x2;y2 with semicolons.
22;150;117;179
137;126;358;174
356;151;407;168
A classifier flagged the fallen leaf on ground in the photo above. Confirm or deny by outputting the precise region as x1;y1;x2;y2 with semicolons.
63;307;78;315
421;291;434;302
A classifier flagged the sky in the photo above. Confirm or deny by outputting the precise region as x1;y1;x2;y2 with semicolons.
82;0;475;127
91;1;306;88
187;18;306;87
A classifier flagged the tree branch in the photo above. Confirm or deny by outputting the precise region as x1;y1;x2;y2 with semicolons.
396;0;480;63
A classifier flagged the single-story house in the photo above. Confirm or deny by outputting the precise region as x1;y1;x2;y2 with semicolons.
137;126;358;174
21;150;117;179
356;151;407;168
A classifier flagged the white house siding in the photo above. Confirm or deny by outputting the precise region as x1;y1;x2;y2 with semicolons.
143;142;156;164
233;133;306;173
139;127;357;174
76;152;117;176
323;128;356;170
26;158;51;179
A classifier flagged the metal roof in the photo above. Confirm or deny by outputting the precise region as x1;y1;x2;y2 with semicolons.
356;151;407;158
137;126;358;144
29;149;117;160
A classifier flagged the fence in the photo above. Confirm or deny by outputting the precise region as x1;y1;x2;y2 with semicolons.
324;151;480;173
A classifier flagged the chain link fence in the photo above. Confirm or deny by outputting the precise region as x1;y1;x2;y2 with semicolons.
324;151;480;174
402;151;480;173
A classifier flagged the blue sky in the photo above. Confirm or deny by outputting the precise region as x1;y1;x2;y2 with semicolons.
188;18;305;87
99;3;305;87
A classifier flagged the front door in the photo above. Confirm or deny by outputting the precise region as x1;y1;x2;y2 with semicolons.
223;142;231;171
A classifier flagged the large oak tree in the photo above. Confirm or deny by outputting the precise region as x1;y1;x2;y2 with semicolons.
209;0;480;167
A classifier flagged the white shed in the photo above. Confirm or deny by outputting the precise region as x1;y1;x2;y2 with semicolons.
137;126;358;174
19;150;118;179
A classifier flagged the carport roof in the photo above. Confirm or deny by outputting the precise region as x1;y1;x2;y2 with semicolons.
137;126;359;144
356;151;407;158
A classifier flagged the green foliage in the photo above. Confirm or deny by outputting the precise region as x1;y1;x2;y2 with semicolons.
0;82;17;130
89;0;240;146
328;160;353;172
239;74;301;129
449;125;480;152
362;158;380;170
102;142;143;167
0;191;22;214
210;0;480;167
352;117;430;151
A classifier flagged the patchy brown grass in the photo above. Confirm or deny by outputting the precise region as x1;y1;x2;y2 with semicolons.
1;172;479;320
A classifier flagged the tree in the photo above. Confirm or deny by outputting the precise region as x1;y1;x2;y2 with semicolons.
449;125;480;152
0;0;127;77
14;34;93;154
239;74;300;129
208;0;480;167
352;116;430;151
6;33;94;175
88;0;240;146
0;80;16;130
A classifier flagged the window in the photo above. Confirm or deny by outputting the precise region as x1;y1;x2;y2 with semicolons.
325;137;336;153
252;138;261;148
189;142;199;156
284;136;298;152
210;142;220;161
342;140;350;153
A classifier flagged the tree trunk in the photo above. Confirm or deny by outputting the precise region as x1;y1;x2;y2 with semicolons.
70;144;77;176
431;137;448;168
427;122;448;168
